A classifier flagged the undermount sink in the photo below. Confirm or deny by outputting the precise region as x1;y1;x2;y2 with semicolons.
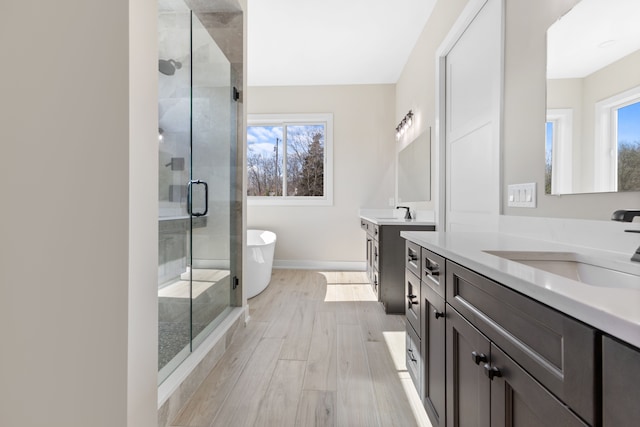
484;250;640;290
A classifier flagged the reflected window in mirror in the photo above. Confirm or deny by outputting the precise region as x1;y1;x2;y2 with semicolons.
545;109;573;194
545;0;640;195
594;88;640;192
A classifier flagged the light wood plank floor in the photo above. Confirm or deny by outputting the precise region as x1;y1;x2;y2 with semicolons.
171;269;432;427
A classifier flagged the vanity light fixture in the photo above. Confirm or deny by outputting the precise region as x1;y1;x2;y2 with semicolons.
395;110;414;140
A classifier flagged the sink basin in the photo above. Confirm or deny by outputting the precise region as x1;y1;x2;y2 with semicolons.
484;251;640;289
375;217;408;222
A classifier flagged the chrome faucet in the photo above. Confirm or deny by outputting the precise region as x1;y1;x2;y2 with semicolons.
396;206;412;220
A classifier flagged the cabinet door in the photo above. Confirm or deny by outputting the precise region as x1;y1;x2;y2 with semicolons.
446;307;491;427
603;336;640;427
489;343;588;427
366;236;373;280
423;282;446;427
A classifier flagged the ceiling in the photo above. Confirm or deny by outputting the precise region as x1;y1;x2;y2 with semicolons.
547;0;640;79
247;0;436;86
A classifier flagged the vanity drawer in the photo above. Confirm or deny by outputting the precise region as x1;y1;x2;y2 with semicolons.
406;241;421;278
421;248;445;298
405;269;421;338
406;318;422;397
446;260;596;425
373;241;379;271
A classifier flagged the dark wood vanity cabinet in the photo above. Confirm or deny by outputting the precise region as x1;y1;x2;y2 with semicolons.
401;239;615;427
602;336;640;427
446;260;596;426
405;242;447;427
362;219;434;313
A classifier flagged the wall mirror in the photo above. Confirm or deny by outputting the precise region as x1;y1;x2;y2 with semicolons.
545;0;640;195
398;129;431;203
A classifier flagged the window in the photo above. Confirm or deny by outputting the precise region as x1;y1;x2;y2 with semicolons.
247;114;333;205
595;86;640;192
545;109;573;194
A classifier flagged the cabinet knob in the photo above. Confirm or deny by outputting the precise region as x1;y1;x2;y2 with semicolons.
434;310;445;319
483;363;502;380
471;351;488;365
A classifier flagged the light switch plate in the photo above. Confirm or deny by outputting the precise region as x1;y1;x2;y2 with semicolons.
507;183;536;208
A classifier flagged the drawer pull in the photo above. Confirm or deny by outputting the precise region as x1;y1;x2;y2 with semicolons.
407;348;417;362
407;295;417;306
424;258;440;276
483;364;502;380
471;351;488;365
434;310;445;319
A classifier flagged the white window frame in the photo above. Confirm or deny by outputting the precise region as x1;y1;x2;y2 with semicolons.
546;108;573;194
594;85;640;192
247;113;333;206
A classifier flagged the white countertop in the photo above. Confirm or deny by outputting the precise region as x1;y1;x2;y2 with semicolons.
401;231;640;348
360;209;436;226
360;214;436;226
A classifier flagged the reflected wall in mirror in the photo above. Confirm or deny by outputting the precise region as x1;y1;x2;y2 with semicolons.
546;0;640;195
398;129;431;203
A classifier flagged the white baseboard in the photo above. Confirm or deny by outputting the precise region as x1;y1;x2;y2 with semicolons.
273;260;366;271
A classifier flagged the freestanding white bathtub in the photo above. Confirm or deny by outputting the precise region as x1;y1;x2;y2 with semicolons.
245;229;277;299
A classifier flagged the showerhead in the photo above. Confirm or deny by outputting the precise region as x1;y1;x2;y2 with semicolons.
159;59;182;76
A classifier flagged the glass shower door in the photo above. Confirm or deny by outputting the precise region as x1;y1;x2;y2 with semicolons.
158;7;192;383
157;6;238;385
189;12;234;349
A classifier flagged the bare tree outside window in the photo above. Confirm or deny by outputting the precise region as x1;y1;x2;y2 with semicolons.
247;123;325;198
617;102;640;191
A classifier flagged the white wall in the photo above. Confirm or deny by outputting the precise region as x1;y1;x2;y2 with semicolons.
129;0;160;426
0;1;158;426
395;0;469;219
503;0;640;220
247;85;395;266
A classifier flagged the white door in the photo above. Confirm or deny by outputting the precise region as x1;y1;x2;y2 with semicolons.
444;0;502;231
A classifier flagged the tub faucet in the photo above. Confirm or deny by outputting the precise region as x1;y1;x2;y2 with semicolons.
396;206;412;220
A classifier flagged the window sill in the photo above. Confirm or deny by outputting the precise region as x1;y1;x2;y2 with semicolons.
247;196;333;207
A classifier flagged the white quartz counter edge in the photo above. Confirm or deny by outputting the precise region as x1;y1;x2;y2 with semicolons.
401;231;640;349
360;215;436;226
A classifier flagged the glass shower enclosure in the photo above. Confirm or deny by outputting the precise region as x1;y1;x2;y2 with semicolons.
157;3;239;384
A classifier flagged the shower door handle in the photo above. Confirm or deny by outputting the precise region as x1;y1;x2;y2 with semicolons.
187;180;208;217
